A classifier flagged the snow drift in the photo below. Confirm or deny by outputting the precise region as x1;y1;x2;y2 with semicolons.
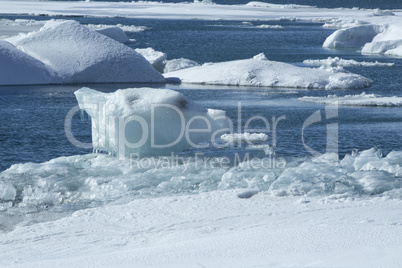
4;20;164;84
298;93;402;107
164;53;373;89
74;87;229;157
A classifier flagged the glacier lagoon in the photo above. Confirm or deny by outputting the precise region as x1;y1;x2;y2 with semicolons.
0;4;402;266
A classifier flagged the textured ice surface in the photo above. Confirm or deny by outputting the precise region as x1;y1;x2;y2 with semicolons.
164;53;373;89
74;87;229;157
299;93;402;107
6;20;164;84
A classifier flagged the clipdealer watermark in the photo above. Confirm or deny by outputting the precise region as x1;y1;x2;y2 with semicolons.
64;100;339;171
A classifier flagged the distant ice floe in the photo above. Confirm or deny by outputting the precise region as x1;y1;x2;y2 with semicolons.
74;87;229;157
256;24;283;29
245;1;313;9
163;58;200;73
1;20;164;85
303;57;394;67
323;23;402;57
164;53;373;89
220;133;268;143
298;92;402;107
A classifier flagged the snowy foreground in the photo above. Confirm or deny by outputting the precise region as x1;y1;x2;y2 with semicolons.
1;190;401;268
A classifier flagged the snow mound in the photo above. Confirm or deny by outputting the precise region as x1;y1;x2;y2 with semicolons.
6;20;164;84
163;58;200;73
323;24;385;49
323;23;402;57
135;47;167;73
164;53;373;89
220;133;268;143
303;57;394;67
298;93;402;107
0;40;56;85
74;87;229;157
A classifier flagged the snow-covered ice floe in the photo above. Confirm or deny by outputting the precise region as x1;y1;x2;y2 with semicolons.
164;53;373;89
1;20;164;85
323;23;402;57
303;57;394;67
135;47;167;73
299;92;402;107
74;87;229;157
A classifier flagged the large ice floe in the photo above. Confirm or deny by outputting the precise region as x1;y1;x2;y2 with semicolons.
164;53;373;89
1;20;164;85
299;92;402;107
74;87;229;157
323;23;402;57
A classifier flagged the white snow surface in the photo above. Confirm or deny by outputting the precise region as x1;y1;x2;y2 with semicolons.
94;26;131;43
299;92;402;107
303;56;394;67
1;148;402;266
74;87;229;157
164;53;373;89
5;20;164;84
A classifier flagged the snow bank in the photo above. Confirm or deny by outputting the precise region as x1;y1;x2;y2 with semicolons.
303;57;394;67
74;87;229;157
164;53;373;89
323;23;402;57
220;132;268;143
135;47;167;73
163;58;200;73
298;92;402;107
0;40;55;85
6;20;164;84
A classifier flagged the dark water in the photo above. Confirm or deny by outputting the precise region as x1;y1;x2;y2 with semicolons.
1;16;401;172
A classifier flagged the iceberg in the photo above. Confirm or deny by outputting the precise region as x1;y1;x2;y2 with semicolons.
323;23;402;57
164;53;373;89
6;20;165;84
74;87;229;157
298;93;402;107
